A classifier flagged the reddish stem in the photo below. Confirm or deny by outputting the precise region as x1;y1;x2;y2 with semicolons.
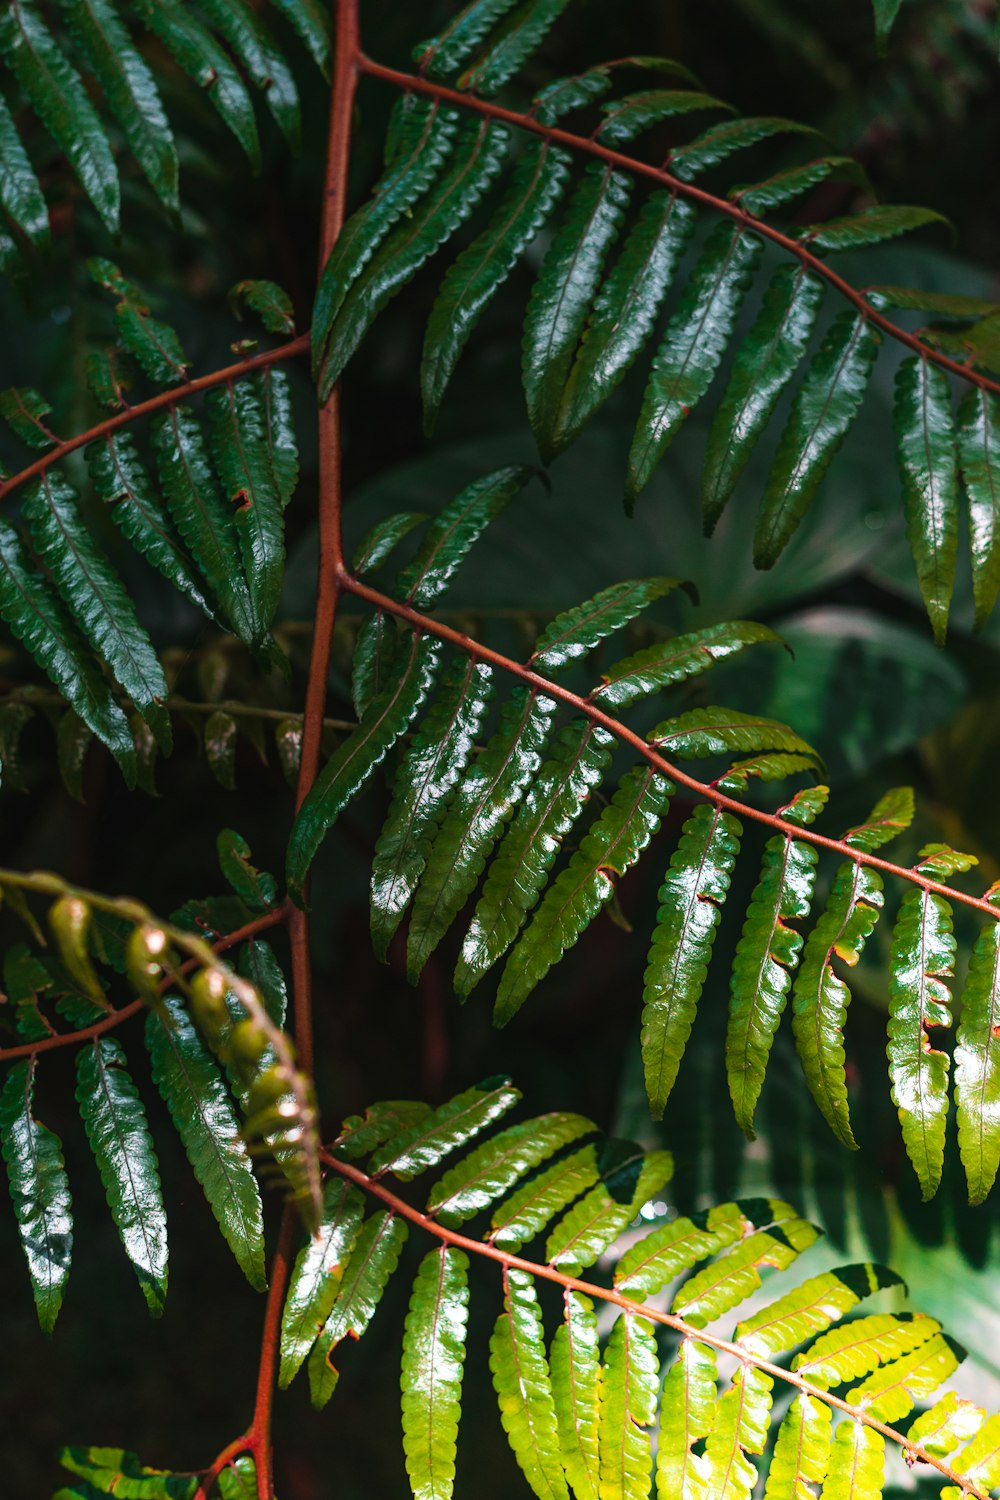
357;55;1000;401
323;1149;989;1499
340;570;1000;924
247;1204;297;1499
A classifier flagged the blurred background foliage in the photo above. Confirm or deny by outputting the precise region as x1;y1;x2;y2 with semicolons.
3;0;1000;1496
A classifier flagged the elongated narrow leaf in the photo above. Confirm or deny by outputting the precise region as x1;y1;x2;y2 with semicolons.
736;1264;900;1359
269;0;330;73
849;1332;959;1422
416;0;522;78
152;406;255;644
906;1392;984;1460
372;660;494;961
616;1200;748;1298
206;380;285;643
422;140;572;430
497;766;674;1025
551;193;696;454
763;1395;831;1499
456;723;613;996
406;687;556;982
0;1061;73;1333
88;258;189;387
793;1311;941;1389
670;117;817;181
894;356;958;644
672;1200;818;1325
353;510;429;577
703;1365;772;1500
551;1291;600;1500
627;224;762;505
735;156;872;217
145;999;265;1290
75;1038;167;1315
0;0;119;231
490;1144;599;1251
258;368;297;509
887;888;958;1200
947;1412;1000;1493
727;788;825;1137
593;622;783;710
198;0;300;149
703;266;825;531
656;1338;718;1500
791;863;884;1150
287;635;441;904
459;0;574;94
401;1246;470;1500
642;806;742;1117
317;120;511;400
131;0;260;166
523;162;633;462
532;579;686;672
308;1210;408;1407
370;1076;520;1180
804;204;950;252
87;434;215;620
0;94;49;249
58;0;178;213
332;1099;432;1162
22;473;171;750
598;1313;658;1500
954;886;1000;1204
397;466;532;607
597;89;732;148
353;610;403;720
958;386;1000;628
0;519;136;777
428;1112;594;1226
489;1268;569;1500
545;1150;674;1276
755;313;883;566
279;1179;366;1386
872;0;904;52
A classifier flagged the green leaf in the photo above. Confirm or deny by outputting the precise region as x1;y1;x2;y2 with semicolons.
216;828;277;913
642;805;742;1118
268;0;330;73
57;0;178;213
130;0;260;168
287;634;441;904
458;0;575;95
872;0;904;52
397;466;533;606
198;0;300;149
369;1076;520;1180
145;998;265;1290
593;622;783;710
627;224;762;506
597;89;732;148
946;1412;1000;1492
656;1338;718;1500
0;0;119;232
456;723;613;996
307;1212;408;1408
489;1268;570;1500
866;286;999;318
545;1150;674;1276
75;1038;167;1316
0;1060;73;1332
353;511;429;577
734;156;872;217
87;259;189;387
204;710;237;789
279;1177;365;1387
401;1246;470;1500
736;1264;900;1358
21;473;172;751
727;790;824;1138
0;518;136;779
703;1364;772;1500
496;765;674;1025
57;711;93;802
616;1201;748;1299
598;1313;658;1500
406;686;556;982
532;579;687;673
489;1143;599;1252
332;1099;432;1162
804;204;951;252
670;117;817;181
415;0;521;78
522;163;633;462
755;311;883;567
372;659;494;961
906;1392;984;1459
848;1332;959;1422
550;1291;600;1500
763;1395;831;1500
0;94;49;250
87;433;216;621
703;266;825;532
0;385;56;447
894;356;958;644
954;887;1000;1205
206;379;285;643
0;698;35;792
671;1199;818;1325
258;367;299;510
957;386;1000;629
887;886;958;1200
229;278;295;335
151;406;256;645
793;1311;941;1387
353;610;403;720
649;706;815;762
427;1112;595;1227
422;140;572;432
57;1446;197;1498
316;119;510;401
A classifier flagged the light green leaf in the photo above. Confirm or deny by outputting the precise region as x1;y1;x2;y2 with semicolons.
671;1200;818;1326
550;1291;600;1500
819;1420;883;1500
489;1143;599;1252
954;885;1000;1204
401;1246;470;1500
370;1076;520;1180
545;1150;673;1276
848;1332;959;1422
489;1267;569;1500
598;1313;658;1500
792;1311;941;1389
427;1112;595;1227
308;1210;408;1407
736;1264;900;1358
655;1338;718;1500
762;1395;831;1499
616;1201;748;1299
906;1392;984;1460
703;1364;772;1500
0;1060;73;1332
957;386;1000;629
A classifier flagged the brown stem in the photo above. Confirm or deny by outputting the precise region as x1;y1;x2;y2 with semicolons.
357;55;1000;401
0;336;309;505
323;1149;989;1499
247;1204;297;1499
339;570;1000;925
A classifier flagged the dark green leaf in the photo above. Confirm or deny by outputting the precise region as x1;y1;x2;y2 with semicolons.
458;0;575;95
872;0;904;52
957;386;1000;629
649;705;817;762
1;1060;72;1331
279;1176;365;1387
369;1076;520;1180
229;279;296;335
531;578;688;672
0;94;49;250
332;1099;432;1162
415;0;522;79
258;367;298;510
593;621;783;710
401;1246;470;1500
88;259;189;386
397;466;533;606
204;710;237;789
669;116;817;181
597;88;731;147
894;356;958;644
268;0;330;73
0;385;56;448
803;205;951;252
734;156;873;217
352;511;429;577
217;828;277;913
57;710;93;802
867;286;999;318
198;0;300;149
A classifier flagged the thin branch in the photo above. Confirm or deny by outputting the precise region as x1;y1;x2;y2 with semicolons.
323;1149;989;1499
0;335;309;505
357;56;1000;401
247;1204;297;1499
0;904;289;1063
340;571;1000;924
